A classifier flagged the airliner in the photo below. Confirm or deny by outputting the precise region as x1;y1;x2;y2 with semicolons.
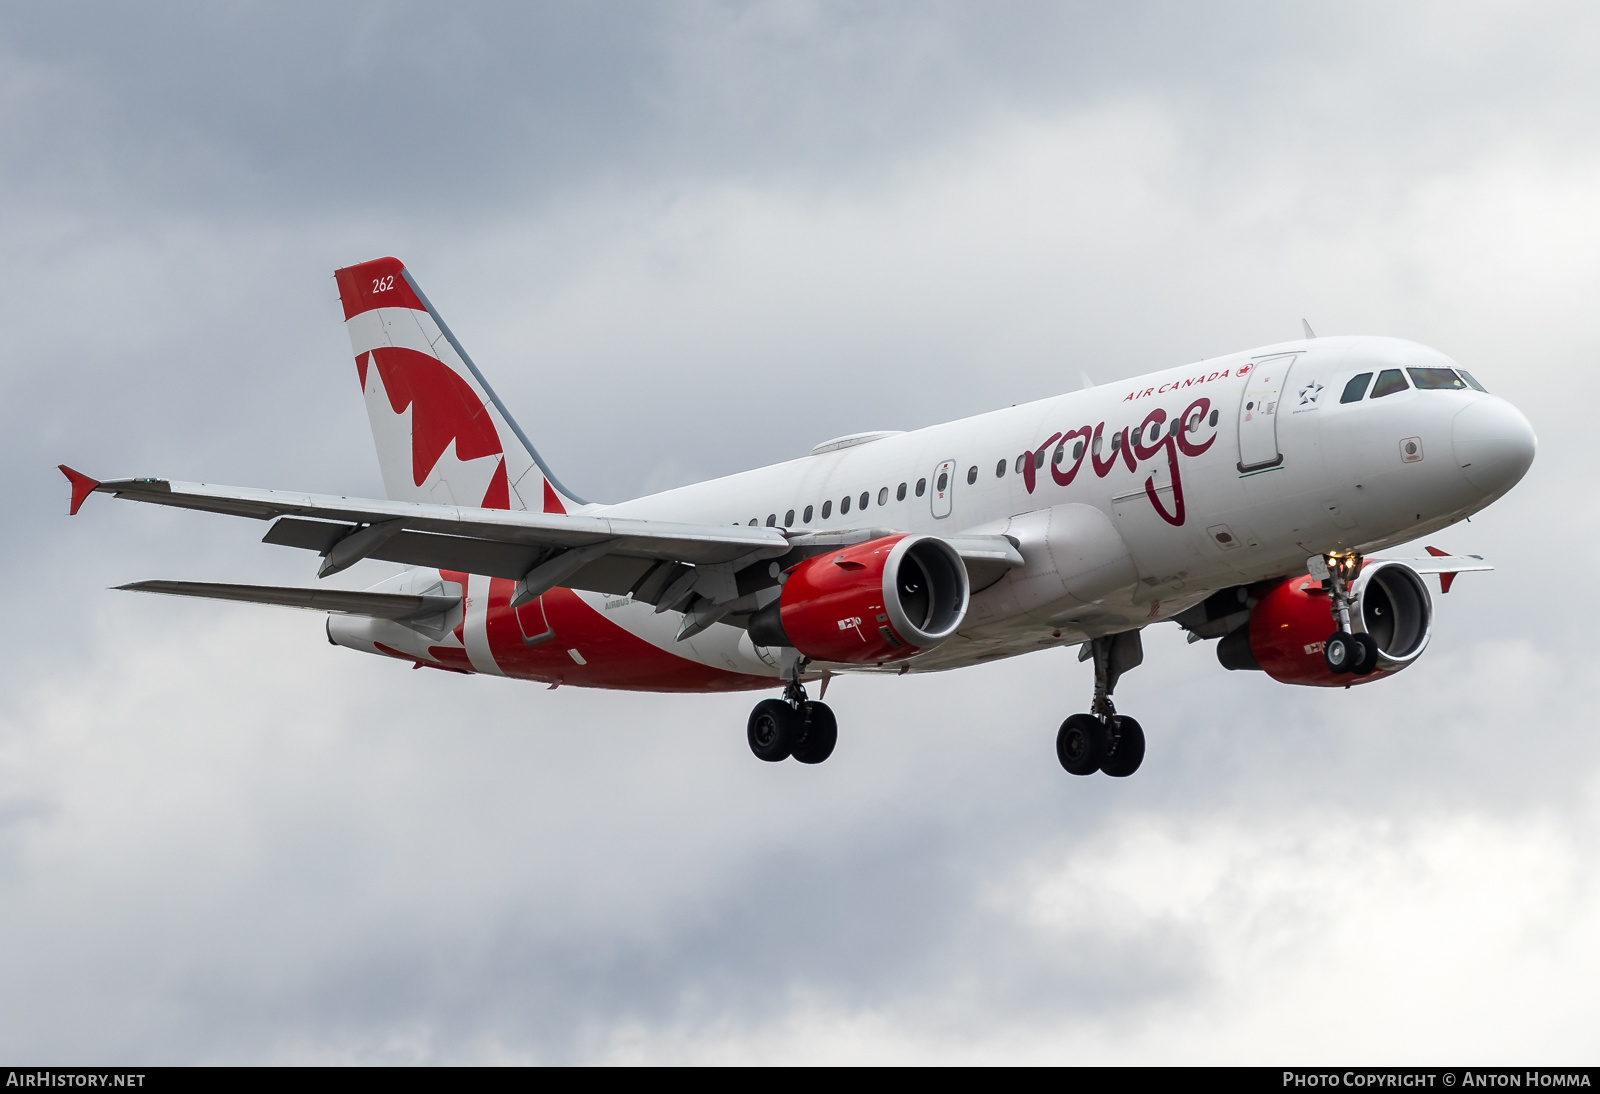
59;257;1537;777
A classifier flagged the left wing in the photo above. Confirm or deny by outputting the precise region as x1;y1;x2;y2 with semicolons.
61;467;1027;633
62;467;790;612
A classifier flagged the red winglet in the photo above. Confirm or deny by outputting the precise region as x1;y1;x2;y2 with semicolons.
58;465;100;516
1425;545;1457;593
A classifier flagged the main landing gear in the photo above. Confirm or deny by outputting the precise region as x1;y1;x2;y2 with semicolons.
1314;552;1378;677
1057;631;1146;778
748;653;837;764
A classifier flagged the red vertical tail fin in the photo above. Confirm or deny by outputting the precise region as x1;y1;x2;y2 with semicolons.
334;257;584;514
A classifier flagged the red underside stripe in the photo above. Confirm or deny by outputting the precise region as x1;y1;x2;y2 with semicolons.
480;584;770;693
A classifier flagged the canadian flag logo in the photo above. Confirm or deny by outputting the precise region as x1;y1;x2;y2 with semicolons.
337;256;575;516
357;346;510;510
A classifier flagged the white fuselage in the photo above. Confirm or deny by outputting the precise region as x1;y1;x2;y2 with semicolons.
362;334;1534;683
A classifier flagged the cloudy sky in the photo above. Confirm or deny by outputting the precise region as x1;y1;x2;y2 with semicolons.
2;1;1597;1063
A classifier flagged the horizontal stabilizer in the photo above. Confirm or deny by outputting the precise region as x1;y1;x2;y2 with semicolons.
116;580;458;620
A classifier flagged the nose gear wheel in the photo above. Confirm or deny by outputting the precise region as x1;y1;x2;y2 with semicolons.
1315;552;1379;676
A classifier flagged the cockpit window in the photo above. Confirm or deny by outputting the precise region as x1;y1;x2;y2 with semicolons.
1457;369;1488;393
1340;372;1373;403
1370;369;1409;398
1408;367;1469;391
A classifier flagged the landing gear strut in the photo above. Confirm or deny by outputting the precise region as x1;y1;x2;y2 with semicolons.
747;650;837;764
1057;631;1146;778
1314;552;1378;676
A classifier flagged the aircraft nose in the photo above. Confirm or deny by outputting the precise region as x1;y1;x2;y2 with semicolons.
1452;397;1536;495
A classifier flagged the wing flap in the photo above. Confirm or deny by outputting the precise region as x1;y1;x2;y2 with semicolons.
263;519;542;580
262;517;346;553
261;519;661;594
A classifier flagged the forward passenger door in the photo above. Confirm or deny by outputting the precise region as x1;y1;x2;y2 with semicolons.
1237;353;1298;471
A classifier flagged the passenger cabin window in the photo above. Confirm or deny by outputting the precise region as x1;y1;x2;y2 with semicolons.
1341;372;1373;403
784;509;795;527
821;500;832;519
859;491;869;510
766;514;776;526
935;472;947;492
996;459;1007;478
918;478;929;496
877;487;888;506
1370;369;1409;398
748;518;758;526
1458;370;1488;392
1014;454;1026;474
803;505;813;523
841;495;851;514
1208;409;1219;427
1408;367;1469;391
897;482;907;501
966;466;978;485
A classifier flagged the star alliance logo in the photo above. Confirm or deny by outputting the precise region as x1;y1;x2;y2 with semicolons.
1298;381;1324;406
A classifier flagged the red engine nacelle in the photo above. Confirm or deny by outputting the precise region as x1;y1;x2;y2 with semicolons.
1220;561;1434;686
749;534;970;665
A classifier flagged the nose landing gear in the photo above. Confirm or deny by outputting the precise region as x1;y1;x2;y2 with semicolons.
1057;631;1147;778
1313;552;1378;676
746;651;837;764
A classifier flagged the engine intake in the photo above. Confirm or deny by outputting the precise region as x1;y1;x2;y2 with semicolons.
1218;560;1433;686
749;534;969;664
